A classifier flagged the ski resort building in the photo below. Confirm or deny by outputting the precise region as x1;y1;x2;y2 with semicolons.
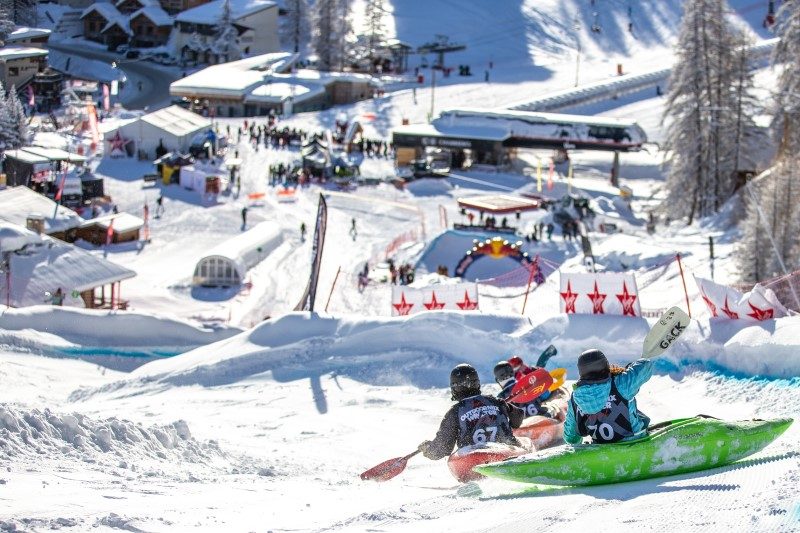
192;221;282;287
173;0;279;62
392;108;647;168
0;186;84;241
170;53;377;117
0;221;135;309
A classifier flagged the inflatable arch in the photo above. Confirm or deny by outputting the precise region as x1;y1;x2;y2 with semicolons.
454;237;534;277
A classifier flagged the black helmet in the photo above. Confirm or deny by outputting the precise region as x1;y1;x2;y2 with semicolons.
577;349;610;384
450;363;481;400
493;361;514;385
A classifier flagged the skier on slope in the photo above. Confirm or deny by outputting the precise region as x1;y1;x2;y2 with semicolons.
563;349;653;445
494;361;561;420
417;364;524;460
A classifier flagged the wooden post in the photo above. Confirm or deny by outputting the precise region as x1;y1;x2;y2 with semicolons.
521;258;539;315
675;253;692;318
324;266;342;313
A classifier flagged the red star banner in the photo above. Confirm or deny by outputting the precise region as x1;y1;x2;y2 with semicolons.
391;283;479;316
693;276;788;321
559;272;641;316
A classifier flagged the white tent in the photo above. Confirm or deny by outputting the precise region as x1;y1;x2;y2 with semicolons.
116;106;212;160
193;221;282;287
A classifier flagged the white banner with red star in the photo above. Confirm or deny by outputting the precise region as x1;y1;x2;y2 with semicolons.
391;283;479;316
559;272;641;316
694;276;789;321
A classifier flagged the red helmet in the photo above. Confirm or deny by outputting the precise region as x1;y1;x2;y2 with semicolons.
508;356;524;369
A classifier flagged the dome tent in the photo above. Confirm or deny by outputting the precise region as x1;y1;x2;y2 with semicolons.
193;221;282;287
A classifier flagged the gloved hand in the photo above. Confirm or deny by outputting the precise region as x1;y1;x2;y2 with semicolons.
418;440;433;457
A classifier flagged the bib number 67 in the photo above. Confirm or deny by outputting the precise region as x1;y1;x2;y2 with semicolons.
472;426;498;444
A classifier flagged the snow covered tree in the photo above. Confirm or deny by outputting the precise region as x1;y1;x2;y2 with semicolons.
736;161;800;282
310;0;352;70
662;0;761;224
772;0;800;156
0;0;37;27
736;0;800;282
0;5;15;46
280;0;310;54
0;82;14;152
212;0;242;63
6;85;27;148
363;0;387;70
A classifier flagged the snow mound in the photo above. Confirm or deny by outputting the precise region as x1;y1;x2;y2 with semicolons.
0;404;223;467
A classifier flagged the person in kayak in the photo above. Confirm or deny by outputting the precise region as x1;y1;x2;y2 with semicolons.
564;349;652;444
418;364;525;460
494;361;561;420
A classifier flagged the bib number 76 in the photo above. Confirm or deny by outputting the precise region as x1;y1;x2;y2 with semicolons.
472;426;498;444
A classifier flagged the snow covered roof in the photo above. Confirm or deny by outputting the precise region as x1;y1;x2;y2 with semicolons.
245;81;325;104
0;222;43;253
194;221;282;283
140;106;211;137
0;46;48;61
81;3;123;23
102;18;132;35
438;107;641;129
292;68;377;85
115;0;160;8
82;213;144;233
21;146;87;164
170;53;293;97
391;122;510;142
0;187;84;234
131;6;172;26
3;149;50;164
175;0;276;25
4;224;136;305
7;27;51;42
457;194;542;213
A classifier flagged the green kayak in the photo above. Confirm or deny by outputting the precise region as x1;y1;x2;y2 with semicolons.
474;416;793;486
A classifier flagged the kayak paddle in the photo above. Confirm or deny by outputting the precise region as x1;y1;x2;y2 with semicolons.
508;367;553;403
360;450;420;482
642;306;690;359
535;344;558;367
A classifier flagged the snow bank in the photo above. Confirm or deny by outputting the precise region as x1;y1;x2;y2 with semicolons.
0;404;222;468
74;311;800;402
0;306;243;370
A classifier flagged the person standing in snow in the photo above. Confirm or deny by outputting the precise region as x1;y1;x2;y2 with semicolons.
563;349;653;444
417;364;524;460
50;287;64;306
241;206;248;229
300;222;307;241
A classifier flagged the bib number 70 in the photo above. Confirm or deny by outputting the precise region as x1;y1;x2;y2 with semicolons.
472;426;498;444
587;422;615;441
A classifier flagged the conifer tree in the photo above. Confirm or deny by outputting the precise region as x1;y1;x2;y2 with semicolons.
280;0;309;54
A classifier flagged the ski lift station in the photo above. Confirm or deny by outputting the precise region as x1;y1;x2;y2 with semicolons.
192;221;282;287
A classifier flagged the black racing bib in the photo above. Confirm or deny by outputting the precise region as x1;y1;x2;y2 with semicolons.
456;395;516;447
573;381;634;443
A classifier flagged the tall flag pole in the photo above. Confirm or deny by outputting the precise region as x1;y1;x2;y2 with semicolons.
568;160;573;194
294;194;328;312
536;158;542;192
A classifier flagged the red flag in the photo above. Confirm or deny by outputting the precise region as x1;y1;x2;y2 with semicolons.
26;85;34;107
102;83;110;112
54;172;67;202
547;160;554;191
106;218;115;247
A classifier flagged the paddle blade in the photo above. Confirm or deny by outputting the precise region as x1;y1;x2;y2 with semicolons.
509;368;554;403
535;344;558;368
360;451;418;482
642;306;691;359
548;368;567;391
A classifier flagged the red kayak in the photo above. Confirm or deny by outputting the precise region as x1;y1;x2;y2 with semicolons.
513;416;563;449
447;441;530;483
